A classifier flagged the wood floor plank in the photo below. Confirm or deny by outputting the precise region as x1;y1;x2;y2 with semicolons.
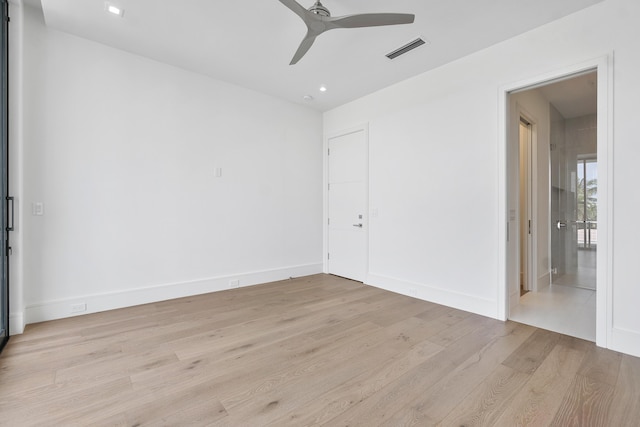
54;348;179;386
360;296;439;327
322;318;515;426
439;364;530;427
550;374;615;426
265;339;444;427
170;300;377;361
384;321;536;425
493;343;586;426
105;383;228;426
1;274;638;426
130;321;381;397
426;312;495;348
413;302;452;322
0;368;55;396
211;331;431;426
576;345;622;387
0;377;133;425
606;354;640;426
501;327;561;374
217;322;398;411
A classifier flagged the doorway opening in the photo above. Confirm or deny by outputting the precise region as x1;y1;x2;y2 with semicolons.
507;70;599;342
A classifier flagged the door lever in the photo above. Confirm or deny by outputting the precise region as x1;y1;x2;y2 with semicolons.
6;196;14;231
352;223;363;228
556;220;567;230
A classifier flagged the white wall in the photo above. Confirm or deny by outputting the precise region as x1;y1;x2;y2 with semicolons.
324;0;640;356
566;114;598;155
12;2;323;329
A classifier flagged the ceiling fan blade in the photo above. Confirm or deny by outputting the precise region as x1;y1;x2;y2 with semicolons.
290;32;318;65
329;13;415;29
278;0;309;20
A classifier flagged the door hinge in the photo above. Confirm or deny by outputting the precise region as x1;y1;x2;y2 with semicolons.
328;183;330;191
528;220;531;235
327;253;330;260
328;148;330;156
327;218;330;225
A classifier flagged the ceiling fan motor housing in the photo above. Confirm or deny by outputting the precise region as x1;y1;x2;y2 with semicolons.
308;1;330;17
279;0;416;64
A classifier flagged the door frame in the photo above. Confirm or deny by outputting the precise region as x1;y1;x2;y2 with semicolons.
518;114;536;296
498;55;613;349
0;0;9;352
323;123;369;280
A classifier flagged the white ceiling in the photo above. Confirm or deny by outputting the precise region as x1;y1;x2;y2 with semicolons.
538;71;598;119
37;0;603;111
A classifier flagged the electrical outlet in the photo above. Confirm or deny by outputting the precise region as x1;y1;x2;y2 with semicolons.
32;202;44;216
229;279;240;288
71;303;87;313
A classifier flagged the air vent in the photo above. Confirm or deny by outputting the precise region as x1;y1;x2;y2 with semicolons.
386;38;426;60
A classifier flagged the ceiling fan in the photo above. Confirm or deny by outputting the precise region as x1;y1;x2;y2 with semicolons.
278;0;415;65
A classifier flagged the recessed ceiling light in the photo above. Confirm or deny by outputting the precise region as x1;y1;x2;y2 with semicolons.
303;95;314;101
319;86;327;92
105;2;124;17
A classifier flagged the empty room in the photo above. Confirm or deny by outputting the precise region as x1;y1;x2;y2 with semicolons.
1;0;640;425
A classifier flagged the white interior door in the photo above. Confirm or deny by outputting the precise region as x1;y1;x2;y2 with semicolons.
327;128;367;282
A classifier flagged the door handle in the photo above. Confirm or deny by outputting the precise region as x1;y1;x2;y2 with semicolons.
556;220;567;230
6;196;14;232
353;223;363;228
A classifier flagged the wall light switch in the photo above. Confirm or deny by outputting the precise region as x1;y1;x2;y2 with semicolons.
32;202;44;216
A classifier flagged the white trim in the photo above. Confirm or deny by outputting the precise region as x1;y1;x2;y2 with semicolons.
9;312;24;335
367;273;496;319
598;53;614;350
498;54;613;350
517;109;538;294
537;271;551;290
497;88;508;320
24;263;322;325
610;327;640;358
323;123;370;282
8;1;25;339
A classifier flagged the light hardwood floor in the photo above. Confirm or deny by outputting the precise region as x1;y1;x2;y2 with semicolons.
1;274;639;426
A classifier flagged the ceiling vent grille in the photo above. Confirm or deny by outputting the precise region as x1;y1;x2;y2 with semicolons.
386;38;426;60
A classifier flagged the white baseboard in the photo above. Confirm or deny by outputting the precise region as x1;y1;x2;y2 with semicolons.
610;326;640;358
24;263;323;326
9;312;25;335
537;272;550;291
366;273;497;319
509;291;520;310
